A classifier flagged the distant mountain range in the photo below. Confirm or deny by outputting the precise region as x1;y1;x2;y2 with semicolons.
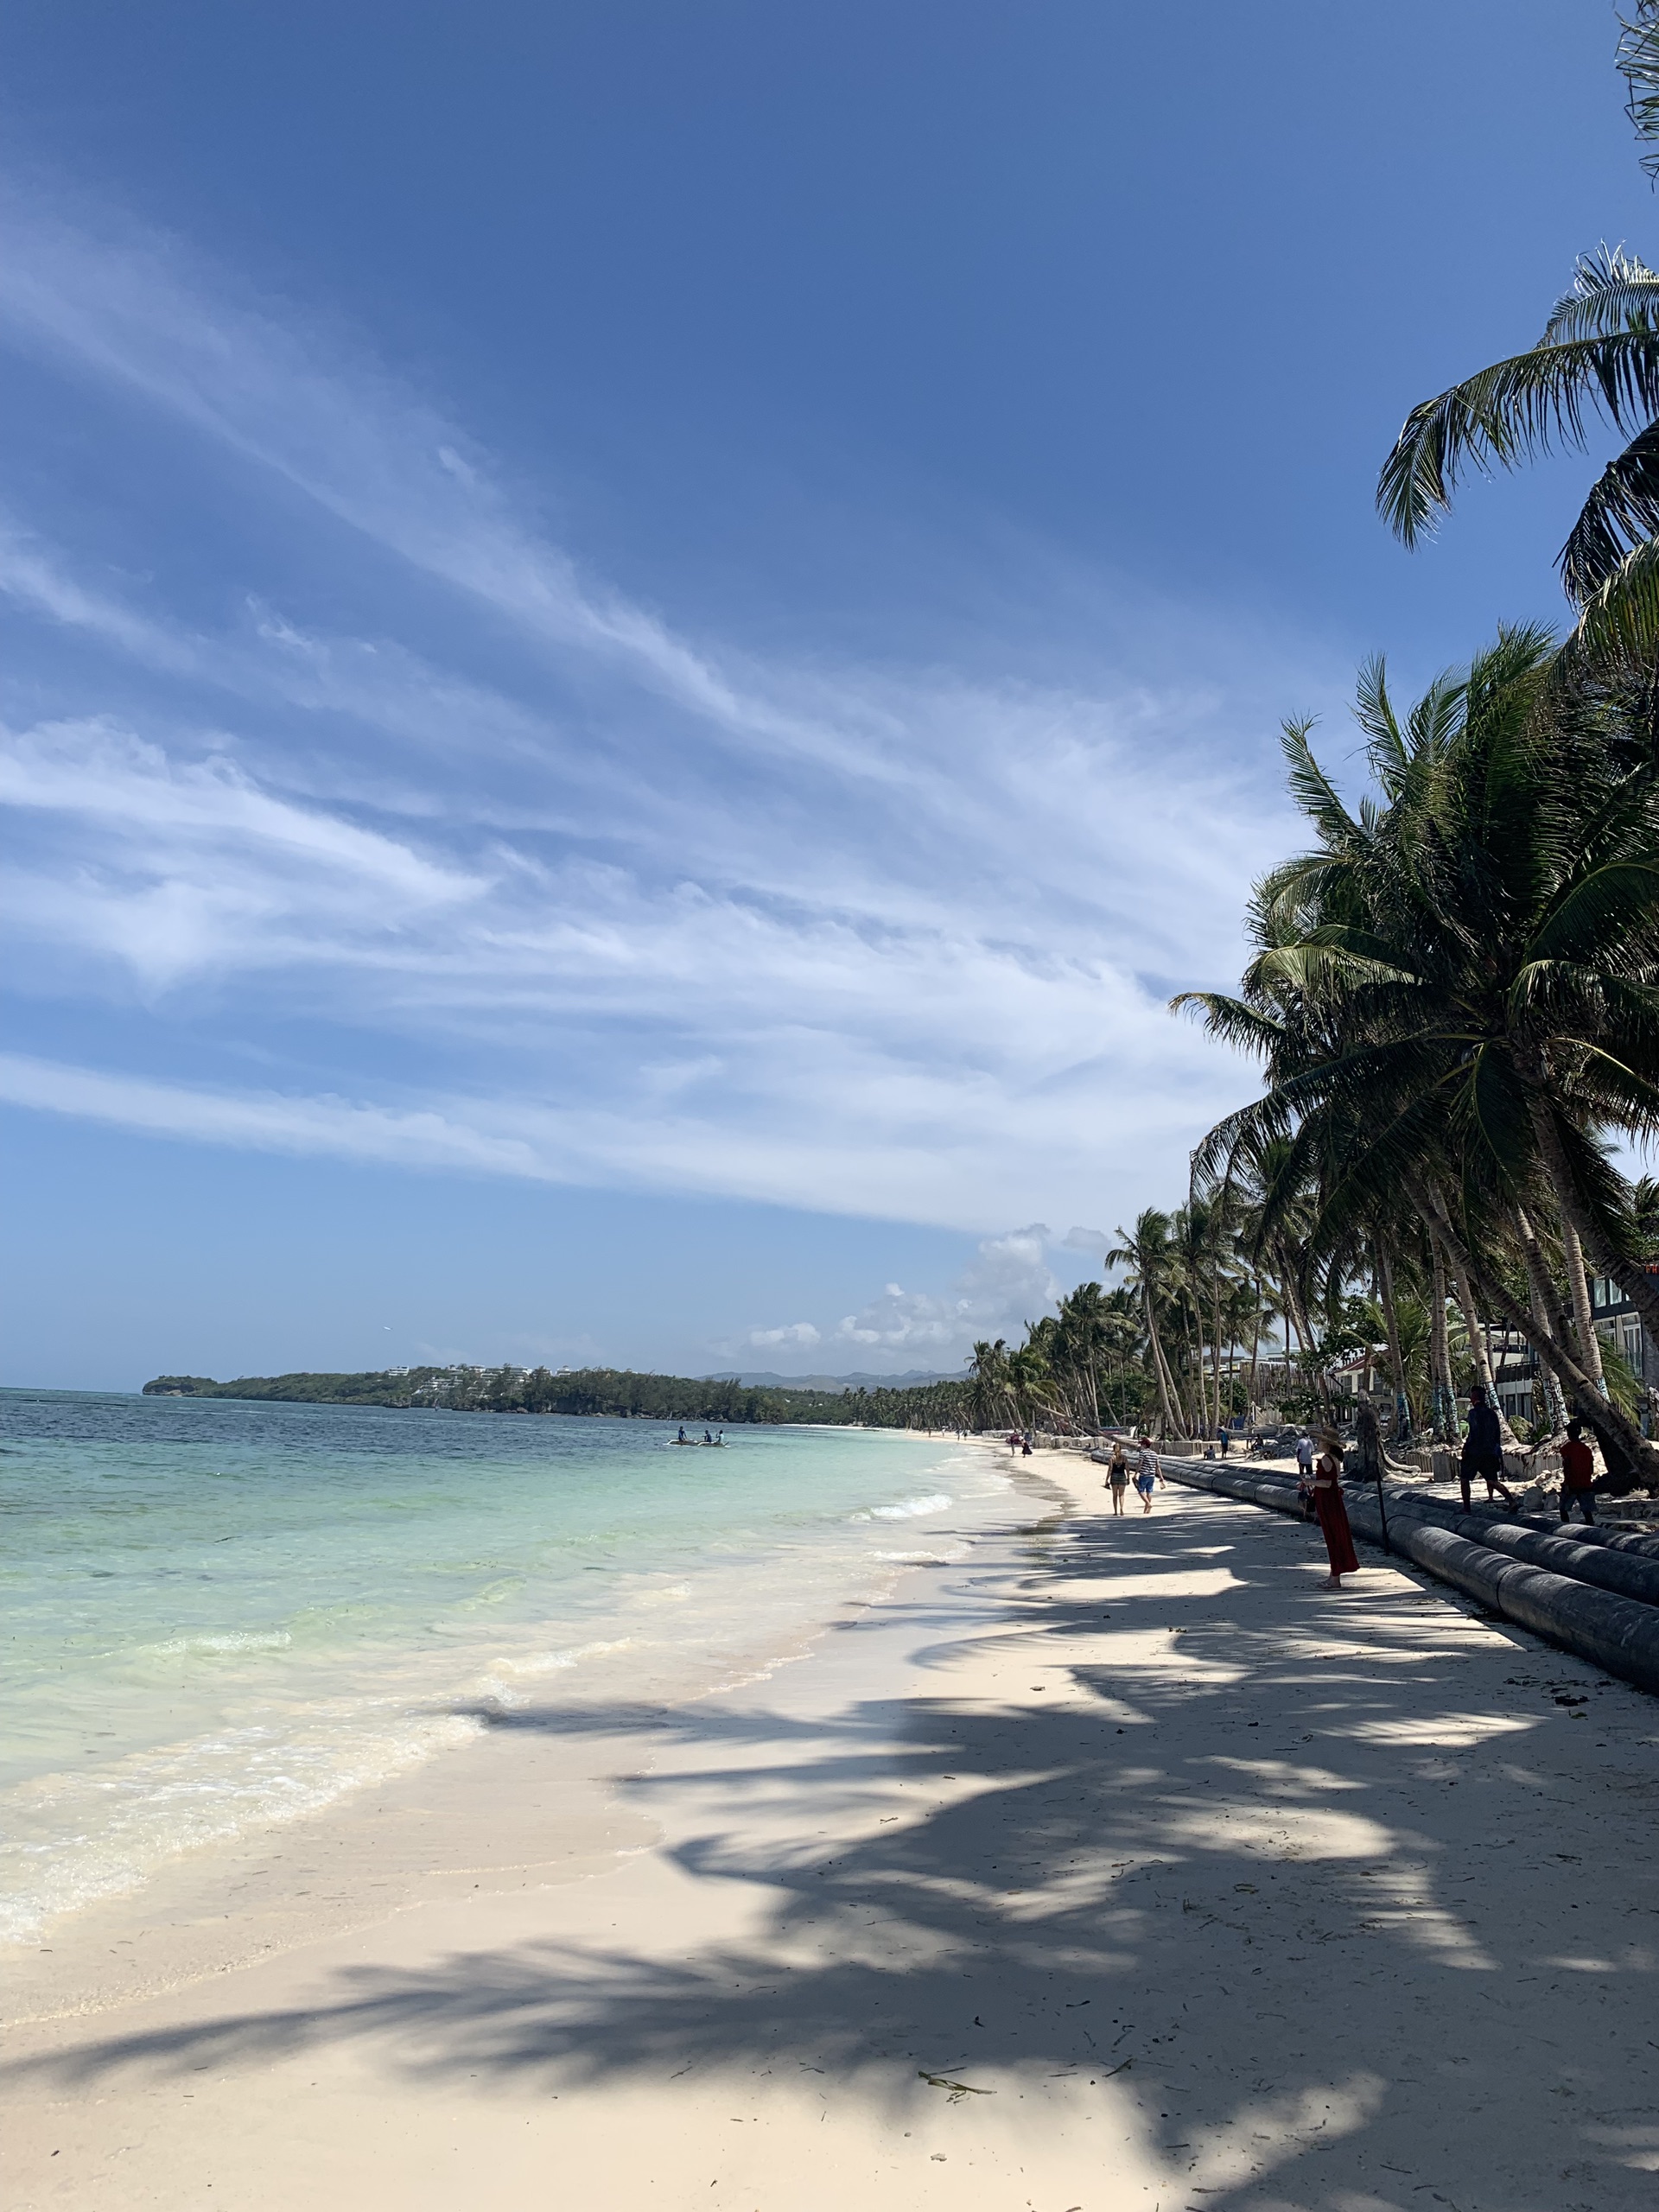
703;1369;960;1389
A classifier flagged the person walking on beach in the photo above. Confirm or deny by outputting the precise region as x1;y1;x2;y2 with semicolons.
1459;1384;1516;1512
1559;1419;1598;1525
1217;1421;1230;1458
1294;1431;1317;1519
1133;1439;1163;1513
1310;1428;1360;1587
1106;1440;1129;1515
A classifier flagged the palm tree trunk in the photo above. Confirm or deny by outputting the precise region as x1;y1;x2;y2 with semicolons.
1276;1246;1311;1353
1143;1292;1179;1437
1560;1217;1608;1395
1376;1243;1412;1435
1515;1205;1571;1435
1210;1271;1225;1431
1446;1249;1496;1390
1412;1186;1519;1447
1446;1243;1524;1447
1524;1085;1659;1355
1179;1295;1203;1435
1413;1174;1659;1482
1429;1247;1456;1440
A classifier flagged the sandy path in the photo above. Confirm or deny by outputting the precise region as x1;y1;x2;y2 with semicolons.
5;1459;1658;2211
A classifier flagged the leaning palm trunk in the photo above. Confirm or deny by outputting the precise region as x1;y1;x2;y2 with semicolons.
1276;1248;1312;1354
1446;1249;1497;1395
1514;1207;1571;1436
1560;1217;1609;1395
1414;1177;1659;1485
1523;1085;1659;1358
1434;1232;1524;1446
1142;1292;1179;1436
1478;1255;1655;1483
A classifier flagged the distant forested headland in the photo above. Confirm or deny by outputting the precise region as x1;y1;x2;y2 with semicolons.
142;1364;974;1429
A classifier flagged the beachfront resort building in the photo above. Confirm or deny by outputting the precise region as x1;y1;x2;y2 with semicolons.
1592;1269;1656;1379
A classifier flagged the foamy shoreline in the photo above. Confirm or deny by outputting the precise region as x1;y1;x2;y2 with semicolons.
6;1446;1657;2210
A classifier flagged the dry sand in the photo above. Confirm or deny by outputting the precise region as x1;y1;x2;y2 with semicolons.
5;1451;1658;2211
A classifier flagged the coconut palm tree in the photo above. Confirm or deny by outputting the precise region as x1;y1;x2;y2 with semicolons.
1049;1281;1111;1431
1107;1209;1185;1437
1377;7;1659;661
1006;1339;1059;1433
968;1339;1014;1432
1175;630;1659;1482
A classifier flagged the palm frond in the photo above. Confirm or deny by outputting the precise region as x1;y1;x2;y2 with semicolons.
1403;671;1465;763
1621;4;1659;178
1186;1093;1293;1197
1279;717;1360;844
1541;245;1659;343
1168;991;1286;1059
1563;529;1659;672
1560;420;1659;599
1377;330;1659;545
1529;859;1659;963
1571;1041;1659;1136
1243;943;1418;999
1351;653;1407;775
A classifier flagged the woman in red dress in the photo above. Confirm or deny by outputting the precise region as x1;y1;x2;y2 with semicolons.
1311;1430;1360;1587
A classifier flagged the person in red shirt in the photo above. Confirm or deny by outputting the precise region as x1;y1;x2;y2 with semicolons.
1559;1420;1597;1526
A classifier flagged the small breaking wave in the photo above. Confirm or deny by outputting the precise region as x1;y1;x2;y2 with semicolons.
474;1637;639;1708
142;1630;293;1657
868;1491;953;1522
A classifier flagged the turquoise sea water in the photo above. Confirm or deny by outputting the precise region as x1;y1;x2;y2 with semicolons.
0;1389;1005;1944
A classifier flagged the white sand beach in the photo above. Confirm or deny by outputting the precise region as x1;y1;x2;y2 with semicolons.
6;1452;1657;2211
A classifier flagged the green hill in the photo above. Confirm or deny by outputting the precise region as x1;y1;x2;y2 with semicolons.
142;1363;974;1429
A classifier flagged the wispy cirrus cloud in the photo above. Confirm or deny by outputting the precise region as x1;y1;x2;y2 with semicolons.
0;1052;546;1178
0;182;1320;1240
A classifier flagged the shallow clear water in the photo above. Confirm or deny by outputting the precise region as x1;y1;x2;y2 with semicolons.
0;1389;1004;1943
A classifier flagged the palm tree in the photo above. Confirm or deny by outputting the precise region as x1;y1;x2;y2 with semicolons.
1377;7;1659;662
1049;1281;1112;1431
968;1339;1014;1432
1107;1210;1184;1437
1175;632;1659;1482
1006;1338;1059;1433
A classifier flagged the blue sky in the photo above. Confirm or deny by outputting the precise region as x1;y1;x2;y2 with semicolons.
0;2;1650;1389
